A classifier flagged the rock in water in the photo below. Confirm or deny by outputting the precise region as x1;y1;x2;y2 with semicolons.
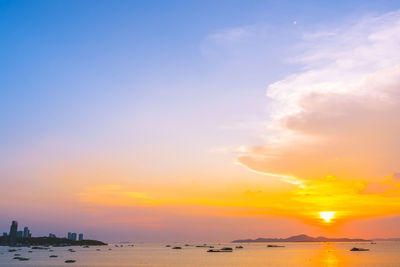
350;247;369;251
13;257;30;261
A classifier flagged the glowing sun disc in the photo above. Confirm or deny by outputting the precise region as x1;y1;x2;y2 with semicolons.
319;211;336;223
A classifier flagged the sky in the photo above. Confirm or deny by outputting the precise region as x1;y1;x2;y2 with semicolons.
1;0;400;242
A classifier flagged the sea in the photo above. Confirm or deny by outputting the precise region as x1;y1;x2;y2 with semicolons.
1;242;399;266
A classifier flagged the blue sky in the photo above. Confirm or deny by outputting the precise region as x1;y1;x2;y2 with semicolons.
2;0;399;152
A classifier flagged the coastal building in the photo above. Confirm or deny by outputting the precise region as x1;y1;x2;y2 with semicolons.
68;232;72;239
49;233;56;238
78;233;83;241
8;220;18;245
17;231;23;238
71;232;77;241
23;227;30;239
0;233;8;245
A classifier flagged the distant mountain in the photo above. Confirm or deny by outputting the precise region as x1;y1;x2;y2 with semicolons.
232;234;370;243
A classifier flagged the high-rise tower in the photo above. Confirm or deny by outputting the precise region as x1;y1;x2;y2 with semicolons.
23;227;30;239
8;221;18;246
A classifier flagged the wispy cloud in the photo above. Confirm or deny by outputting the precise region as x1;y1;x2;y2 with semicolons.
206;26;254;43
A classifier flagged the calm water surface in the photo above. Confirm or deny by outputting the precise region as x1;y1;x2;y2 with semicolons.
1;242;399;266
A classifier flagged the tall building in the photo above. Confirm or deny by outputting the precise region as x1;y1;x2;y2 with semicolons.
8;221;18;246
78;233;83;241
49;233;56;238
16;231;23;238
23;227;30;239
71;233;77;241
67;232;72;240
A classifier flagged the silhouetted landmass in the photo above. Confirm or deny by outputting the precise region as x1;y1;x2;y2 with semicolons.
232;234;370;243
0;237;107;247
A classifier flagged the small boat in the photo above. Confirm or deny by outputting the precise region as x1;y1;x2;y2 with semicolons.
65;259;76;263
49;255;58;258
235;245;244;249
350;247;369;251
165;245;171;247
220;247;233;251
267;244;285;247
172;246;182;249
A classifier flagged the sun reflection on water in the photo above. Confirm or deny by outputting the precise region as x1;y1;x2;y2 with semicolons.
309;243;351;267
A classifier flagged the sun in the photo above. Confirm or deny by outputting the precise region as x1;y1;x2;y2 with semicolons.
319;211;336;223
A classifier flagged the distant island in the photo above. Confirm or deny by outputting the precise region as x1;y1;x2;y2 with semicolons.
232;234;371;243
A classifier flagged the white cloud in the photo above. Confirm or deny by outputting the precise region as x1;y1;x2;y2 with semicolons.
238;10;400;184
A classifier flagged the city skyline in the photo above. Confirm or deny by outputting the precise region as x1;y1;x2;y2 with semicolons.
2;0;400;243
1;219;86;246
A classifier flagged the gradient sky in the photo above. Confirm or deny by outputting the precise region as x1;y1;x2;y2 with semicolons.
2;0;400;242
